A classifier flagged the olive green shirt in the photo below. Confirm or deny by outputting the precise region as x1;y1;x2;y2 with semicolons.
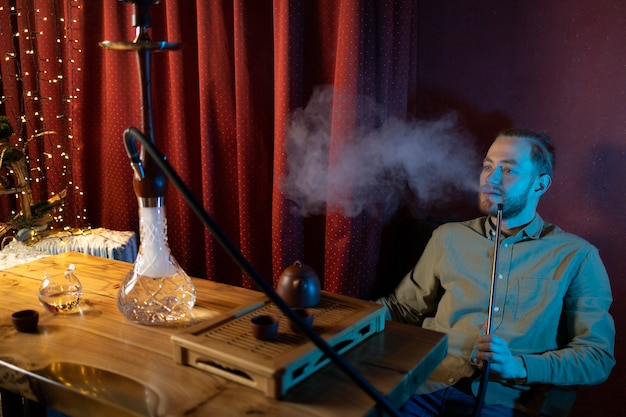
378;215;615;417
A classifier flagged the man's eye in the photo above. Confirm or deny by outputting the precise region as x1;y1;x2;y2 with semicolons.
482;165;492;172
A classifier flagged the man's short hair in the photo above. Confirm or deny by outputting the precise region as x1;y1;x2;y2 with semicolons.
500;128;555;178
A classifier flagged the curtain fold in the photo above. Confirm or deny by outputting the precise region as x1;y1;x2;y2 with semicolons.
0;0;419;300
271;0;306;287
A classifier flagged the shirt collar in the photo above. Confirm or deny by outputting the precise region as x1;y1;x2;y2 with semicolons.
484;213;545;240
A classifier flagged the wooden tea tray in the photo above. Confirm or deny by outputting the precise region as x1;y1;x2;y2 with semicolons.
171;291;386;398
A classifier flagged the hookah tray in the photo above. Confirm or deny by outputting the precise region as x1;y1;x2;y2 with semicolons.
171;291;386;398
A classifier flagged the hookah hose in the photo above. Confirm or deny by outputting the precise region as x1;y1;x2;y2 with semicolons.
472;203;503;417
123;127;403;417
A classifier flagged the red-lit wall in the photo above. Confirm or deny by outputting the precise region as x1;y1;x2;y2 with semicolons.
414;2;625;415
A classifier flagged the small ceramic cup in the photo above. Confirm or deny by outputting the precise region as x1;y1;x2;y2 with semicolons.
11;309;40;333
288;308;314;333
250;315;279;341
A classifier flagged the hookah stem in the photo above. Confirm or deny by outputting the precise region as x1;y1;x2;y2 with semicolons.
473;203;503;417
123;127;403;417
129;2;167;197
126;0;156;144
136;27;155;144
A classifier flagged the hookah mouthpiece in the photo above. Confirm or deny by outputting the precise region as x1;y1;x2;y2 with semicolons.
486;203;504;335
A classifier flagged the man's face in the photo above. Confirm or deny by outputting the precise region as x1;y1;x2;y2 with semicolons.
478;135;537;219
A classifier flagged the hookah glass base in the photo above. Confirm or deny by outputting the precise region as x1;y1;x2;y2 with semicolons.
118;272;196;324
118;205;196;325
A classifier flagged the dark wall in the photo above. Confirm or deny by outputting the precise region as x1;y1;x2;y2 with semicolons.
415;2;625;415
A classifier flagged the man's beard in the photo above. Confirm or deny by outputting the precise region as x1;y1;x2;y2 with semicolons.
479;181;533;220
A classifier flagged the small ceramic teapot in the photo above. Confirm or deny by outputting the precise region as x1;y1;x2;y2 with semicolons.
276;261;321;308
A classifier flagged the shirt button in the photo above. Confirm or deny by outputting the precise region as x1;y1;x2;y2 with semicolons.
498;274;503;280
494;306;500;312
503;243;509;248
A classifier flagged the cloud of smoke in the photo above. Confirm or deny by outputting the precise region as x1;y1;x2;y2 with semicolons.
281;86;479;220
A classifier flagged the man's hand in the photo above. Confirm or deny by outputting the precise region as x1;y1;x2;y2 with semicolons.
475;334;528;381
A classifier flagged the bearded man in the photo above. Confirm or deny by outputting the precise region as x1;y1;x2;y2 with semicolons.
378;128;615;417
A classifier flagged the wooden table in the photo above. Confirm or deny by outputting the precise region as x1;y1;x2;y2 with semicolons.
0;252;447;417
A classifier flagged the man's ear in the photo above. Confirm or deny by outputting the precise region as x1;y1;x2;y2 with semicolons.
535;174;552;195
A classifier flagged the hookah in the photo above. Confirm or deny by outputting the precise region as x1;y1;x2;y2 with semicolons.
100;2;402;415
100;0;196;325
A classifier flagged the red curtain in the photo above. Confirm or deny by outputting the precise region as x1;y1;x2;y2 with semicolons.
0;0;419;299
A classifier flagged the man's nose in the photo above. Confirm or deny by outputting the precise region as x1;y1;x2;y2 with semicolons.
487;167;503;184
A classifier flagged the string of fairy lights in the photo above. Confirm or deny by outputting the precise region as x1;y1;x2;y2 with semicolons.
0;0;87;235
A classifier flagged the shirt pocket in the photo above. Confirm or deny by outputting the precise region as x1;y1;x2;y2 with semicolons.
514;276;562;324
